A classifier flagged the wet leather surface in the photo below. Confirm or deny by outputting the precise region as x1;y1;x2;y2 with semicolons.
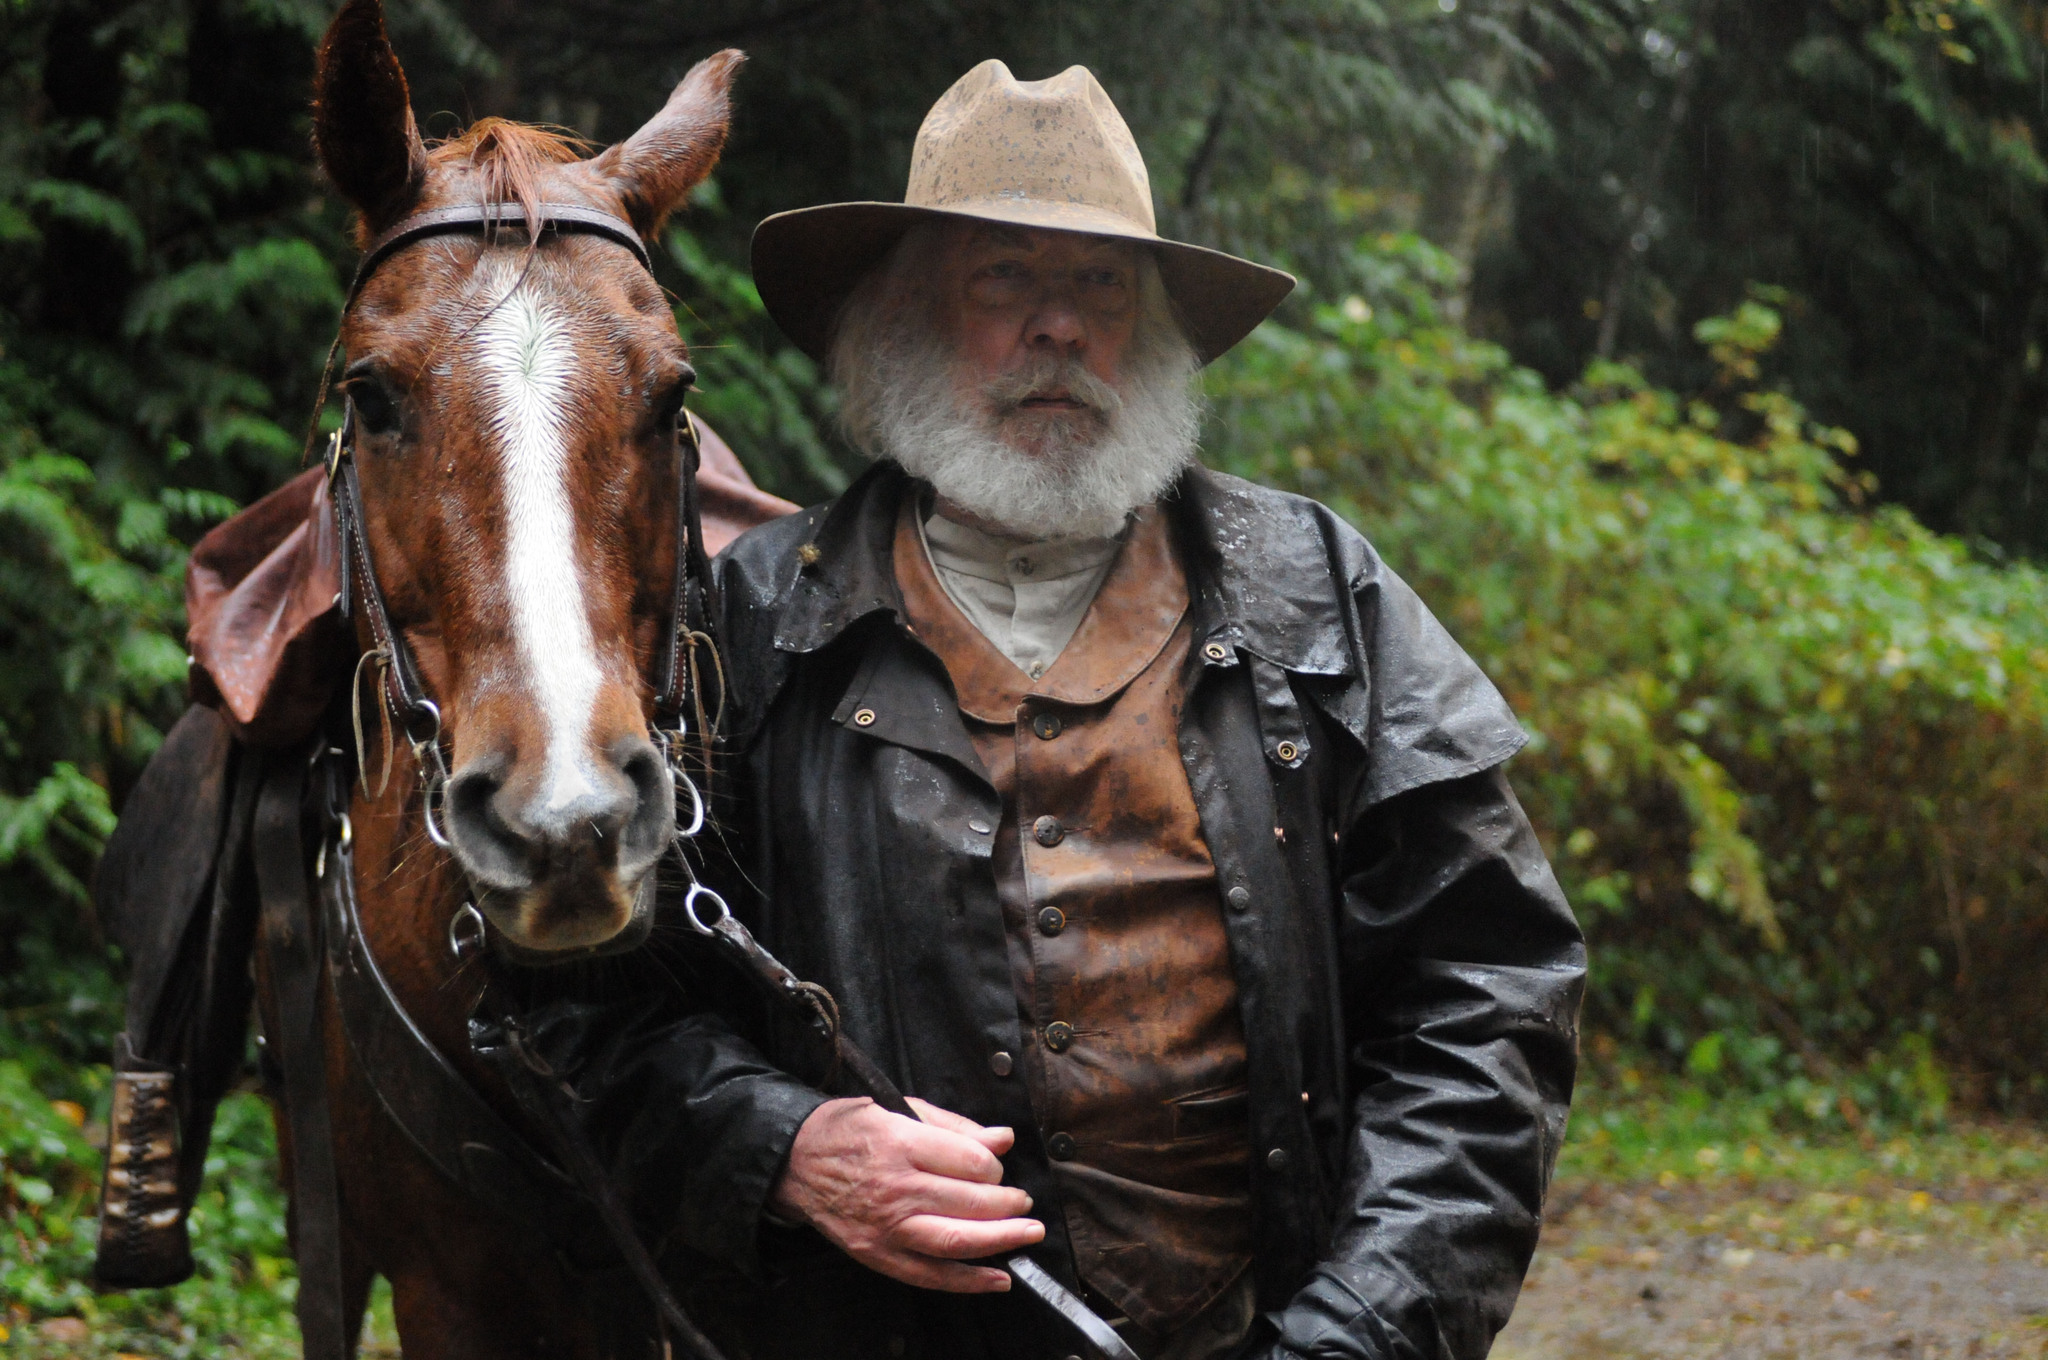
895;500;1252;1331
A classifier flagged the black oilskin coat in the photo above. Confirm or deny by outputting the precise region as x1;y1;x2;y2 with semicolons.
552;462;1585;1360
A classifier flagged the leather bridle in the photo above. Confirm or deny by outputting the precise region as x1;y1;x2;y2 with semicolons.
301;199;734;1360
323;200;718;858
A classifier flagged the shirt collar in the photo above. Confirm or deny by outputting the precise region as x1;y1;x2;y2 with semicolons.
772;461;1357;679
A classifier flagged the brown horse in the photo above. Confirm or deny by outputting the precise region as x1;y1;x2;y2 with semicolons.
260;3;746;1353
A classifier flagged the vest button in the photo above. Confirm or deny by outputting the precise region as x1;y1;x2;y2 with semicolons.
1047;1131;1077;1161
1266;1147;1290;1171
989;1050;1014;1077
1036;906;1066;937
1032;815;1065;847
1043;1021;1076;1053
1227;885;1251;912
1031;711;1064;740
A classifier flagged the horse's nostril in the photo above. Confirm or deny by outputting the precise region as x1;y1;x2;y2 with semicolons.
614;739;676;878
444;763;536;893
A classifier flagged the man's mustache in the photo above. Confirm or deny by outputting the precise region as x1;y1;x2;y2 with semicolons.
979;353;1124;420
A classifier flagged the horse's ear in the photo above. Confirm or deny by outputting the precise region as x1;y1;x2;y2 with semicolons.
313;0;427;233
594;50;744;238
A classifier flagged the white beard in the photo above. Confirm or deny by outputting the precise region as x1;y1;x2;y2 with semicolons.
834;293;1203;540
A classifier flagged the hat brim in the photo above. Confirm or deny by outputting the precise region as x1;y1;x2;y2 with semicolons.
749;201;1295;367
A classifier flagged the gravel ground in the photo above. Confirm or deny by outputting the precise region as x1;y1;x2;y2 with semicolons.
1494;1178;2048;1359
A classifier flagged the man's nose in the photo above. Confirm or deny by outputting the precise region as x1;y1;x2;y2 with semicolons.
1026;288;1087;349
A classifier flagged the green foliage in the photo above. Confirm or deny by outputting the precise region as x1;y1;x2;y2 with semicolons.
1205;231;2048;1108
663;220;844;504
1476;0;2048;558
1;1065;300;1358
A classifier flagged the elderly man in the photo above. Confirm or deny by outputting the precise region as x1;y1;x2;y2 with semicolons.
567;60;1584;1360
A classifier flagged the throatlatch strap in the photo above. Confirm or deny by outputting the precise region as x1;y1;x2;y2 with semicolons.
252;756;349;1360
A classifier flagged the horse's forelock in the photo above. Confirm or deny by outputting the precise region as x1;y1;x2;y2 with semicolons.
428;119;595;233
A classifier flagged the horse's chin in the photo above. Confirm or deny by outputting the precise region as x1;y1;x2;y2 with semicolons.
474;872;657;966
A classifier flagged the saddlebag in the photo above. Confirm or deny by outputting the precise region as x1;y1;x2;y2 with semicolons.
92;704;261;1288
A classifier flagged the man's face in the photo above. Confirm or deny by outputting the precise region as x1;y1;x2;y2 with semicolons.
930;223;1144;456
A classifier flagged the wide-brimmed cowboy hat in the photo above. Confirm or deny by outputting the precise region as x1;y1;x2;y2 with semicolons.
751;60;1295;367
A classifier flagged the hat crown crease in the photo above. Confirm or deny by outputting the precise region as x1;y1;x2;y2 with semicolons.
906;59;1157;235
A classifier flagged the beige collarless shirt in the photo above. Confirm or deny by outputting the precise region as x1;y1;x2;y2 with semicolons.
918;512;1125;679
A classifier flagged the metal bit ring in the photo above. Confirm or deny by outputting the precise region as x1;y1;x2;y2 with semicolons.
448;901;487;958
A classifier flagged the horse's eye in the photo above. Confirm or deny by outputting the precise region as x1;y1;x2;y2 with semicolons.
348;378;402;437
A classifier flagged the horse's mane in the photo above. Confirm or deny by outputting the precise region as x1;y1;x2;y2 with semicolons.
428;119;593;230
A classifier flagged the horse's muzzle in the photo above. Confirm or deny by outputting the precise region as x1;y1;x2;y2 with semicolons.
441;734;674;955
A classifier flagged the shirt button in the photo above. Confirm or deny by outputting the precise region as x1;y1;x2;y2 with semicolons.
1015;556;1035;576
989;1050;1014;1077
1226;885;1251;912
1036;906;1066;937
1266;1147;1290;1171
1031;711;1063;740
1032;815;1065;847
1043;1020;1075;1053
1047;1131;1077;1161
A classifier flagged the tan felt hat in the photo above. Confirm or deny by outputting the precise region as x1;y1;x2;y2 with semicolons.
751;60;1295;366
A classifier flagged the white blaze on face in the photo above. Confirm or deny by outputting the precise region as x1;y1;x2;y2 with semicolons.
472;273;606;826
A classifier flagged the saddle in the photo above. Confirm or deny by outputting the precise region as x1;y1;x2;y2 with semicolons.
92;419;794;1290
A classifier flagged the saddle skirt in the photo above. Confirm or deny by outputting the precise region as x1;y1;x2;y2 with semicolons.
184;419;797;746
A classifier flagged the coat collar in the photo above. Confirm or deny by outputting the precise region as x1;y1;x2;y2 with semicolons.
771;461;1356;679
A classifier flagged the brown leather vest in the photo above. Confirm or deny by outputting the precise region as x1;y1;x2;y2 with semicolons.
893;499;1252;1331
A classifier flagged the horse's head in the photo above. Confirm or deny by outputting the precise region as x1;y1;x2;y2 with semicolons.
312;0;739;957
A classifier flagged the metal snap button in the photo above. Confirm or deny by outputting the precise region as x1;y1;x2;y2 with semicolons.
1043;1020;1075;1053
989;1050;1014;1077
1203;641;1229;662
1036;906;1066;937
1032;815;1064;847
968;818;993;835
1047;1131;1077;1160
1276;740;1300;762
1266;1146;1290;1171
1227;885;1251;912
853;707;877;727
1031;711;1063;740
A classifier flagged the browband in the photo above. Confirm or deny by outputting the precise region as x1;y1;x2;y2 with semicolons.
346;202;652;306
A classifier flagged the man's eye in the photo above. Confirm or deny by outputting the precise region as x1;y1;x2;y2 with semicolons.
983;261;1027;280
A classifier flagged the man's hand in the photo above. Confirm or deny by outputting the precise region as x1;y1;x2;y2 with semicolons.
770;1096;1045;1293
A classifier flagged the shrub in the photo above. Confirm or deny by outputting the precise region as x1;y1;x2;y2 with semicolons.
1205;235;2048;1118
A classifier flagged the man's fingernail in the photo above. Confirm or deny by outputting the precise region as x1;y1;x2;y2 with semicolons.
1022;1195;1033;1210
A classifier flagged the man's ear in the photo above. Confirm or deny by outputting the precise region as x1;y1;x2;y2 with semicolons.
312;0;427;234
593;50;744;239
